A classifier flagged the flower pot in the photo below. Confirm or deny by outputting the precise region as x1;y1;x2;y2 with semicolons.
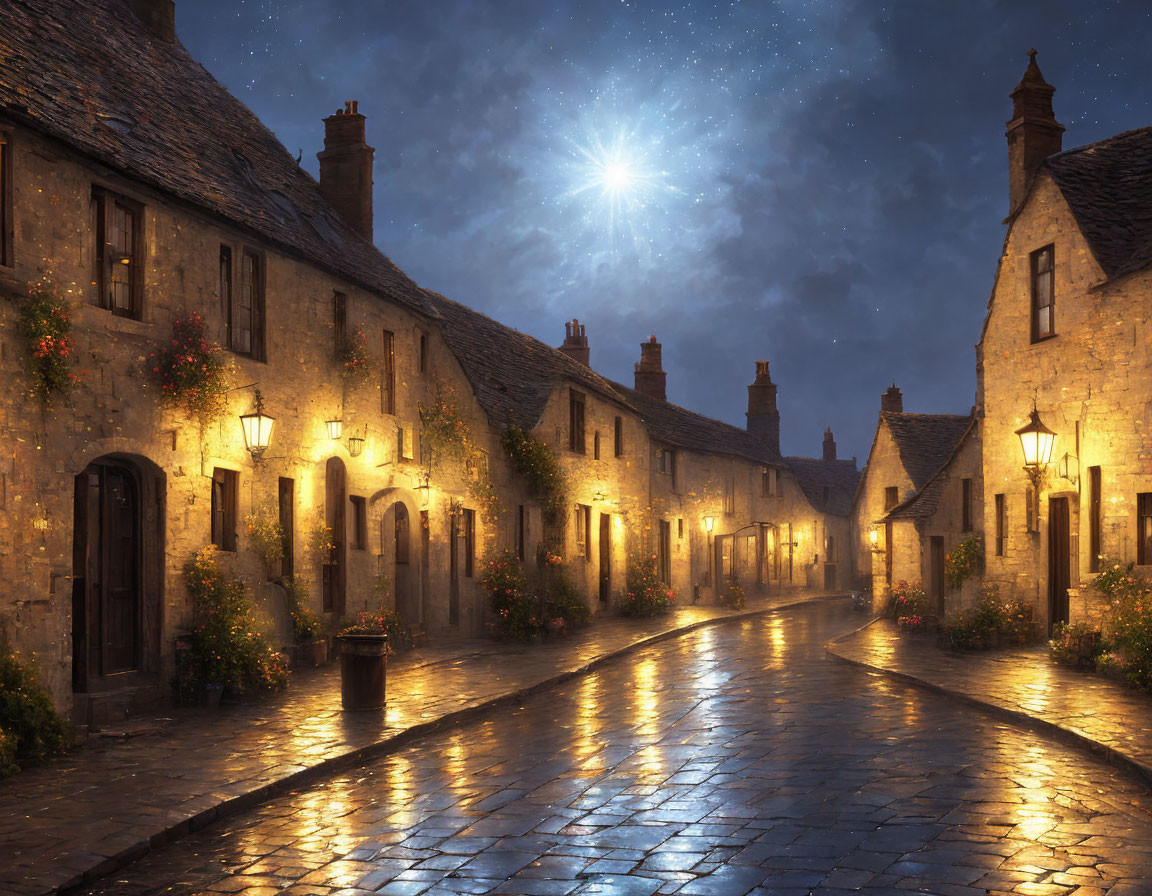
338;633;388;711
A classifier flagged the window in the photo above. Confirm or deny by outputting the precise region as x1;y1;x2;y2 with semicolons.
995;493;1006;557
278;477;294;579
463;509;475;577
614;416;624;457
350;496;367;550
569;390;586;453
762;467;778;497
723;476;736;516
397;425;415;461
333;292;347;361
210;468;238;552
1031;244;1055;342
228;249;265;359
677;518;684;539
94;189;143;318
721;536;733;579
594;432;601;460
218;245;232;331
1089;467;1101;573
516;505;526;562
575;504;591;560
381;330;396;415
1140;493;1152;566
419;331;428;374
961;478;973;532
658;520;672;584
657;448;675;476
0;133;12;267
884;486;899;511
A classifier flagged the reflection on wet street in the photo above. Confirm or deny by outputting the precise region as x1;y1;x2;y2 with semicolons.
82;603;1152;895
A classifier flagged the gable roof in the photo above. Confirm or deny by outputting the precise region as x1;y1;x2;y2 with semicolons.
610;383;784;466
885;415;978;522
881;412;974;492
424;290;632;430
783;457;860;518
1045;126;1152;281
0;0;434;317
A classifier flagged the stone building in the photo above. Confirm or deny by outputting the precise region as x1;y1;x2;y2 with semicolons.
979;52;1152;628
852;385;973;608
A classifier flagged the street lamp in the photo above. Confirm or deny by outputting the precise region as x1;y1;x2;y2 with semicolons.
239;390;275;462
1016;404;1055;533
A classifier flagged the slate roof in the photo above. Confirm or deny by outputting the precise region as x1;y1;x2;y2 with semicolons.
424;291;632;430
783;457;860;518
886;415;977;522
1045;126;1152;281
882;412;974;492
609;383;784;466
0;0;433;316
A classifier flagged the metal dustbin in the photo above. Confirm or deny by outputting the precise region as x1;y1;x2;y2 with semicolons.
338;633;388;710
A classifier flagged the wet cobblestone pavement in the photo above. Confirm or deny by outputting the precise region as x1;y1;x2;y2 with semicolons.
0;594;824;896
828;618;1152;787
75;604;1152;896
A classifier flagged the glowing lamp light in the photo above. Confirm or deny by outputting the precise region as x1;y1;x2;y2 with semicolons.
240;390;275;462
1016;407;1055;470
703;516;715;533
326;419;343;440
347;435;365;458
869;527;879;547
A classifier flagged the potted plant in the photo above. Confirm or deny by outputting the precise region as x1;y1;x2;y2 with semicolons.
337;612;390;710
281;577;327;668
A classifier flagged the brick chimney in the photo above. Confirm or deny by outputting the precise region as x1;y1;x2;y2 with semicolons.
558;319;590;367
126;0;176;42
634;335;666;401
1006;50;1064;217
881;383;903;414
823;427;836;461
746;361;780;454
318;101;375;241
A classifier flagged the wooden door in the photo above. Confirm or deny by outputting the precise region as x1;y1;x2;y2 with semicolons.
1049;496;1071;628
449;511;460;626
930;535;945;615
323;457;347;614
73;461;142;687
394;503;416;626
598;513;610;604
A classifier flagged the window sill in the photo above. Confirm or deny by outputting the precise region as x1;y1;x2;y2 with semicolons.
75;303;151;338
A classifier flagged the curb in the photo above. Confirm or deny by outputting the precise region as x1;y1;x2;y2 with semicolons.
823;625;1152;792
56;594;839;895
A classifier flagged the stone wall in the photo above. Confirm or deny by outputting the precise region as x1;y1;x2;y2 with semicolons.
852;421;917;598
979;171;1152;626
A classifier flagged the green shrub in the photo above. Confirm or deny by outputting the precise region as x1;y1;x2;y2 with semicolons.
501;425;567;526
619;551;674;618
0;638;70;777
480;549;540;640
184;547;289;694
542;563;591;629
721;575;746;610
944;534;984;589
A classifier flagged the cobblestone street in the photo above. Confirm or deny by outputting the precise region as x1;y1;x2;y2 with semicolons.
77;603;1152;896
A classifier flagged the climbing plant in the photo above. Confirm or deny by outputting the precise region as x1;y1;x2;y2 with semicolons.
501;424;567;526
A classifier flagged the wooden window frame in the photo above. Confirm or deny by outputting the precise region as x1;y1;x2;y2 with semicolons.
884;486;899;512
350;495;367;551
658;519;672;584
1140;493;1152;566
994;493;1006;557
210;468;238;552
593;431;601;460
381;329;396;416
1031;244;1055;343
613;416;624;457
333;292;347;361
569;390;586;454
575;504;591;560
1089;467;1101;573
227;247;266;360
93;187;145;319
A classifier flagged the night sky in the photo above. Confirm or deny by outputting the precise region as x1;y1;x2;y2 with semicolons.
178;1;1150;463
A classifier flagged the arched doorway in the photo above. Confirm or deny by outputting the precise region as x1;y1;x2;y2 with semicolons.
323;457;347;615
72;455;165;696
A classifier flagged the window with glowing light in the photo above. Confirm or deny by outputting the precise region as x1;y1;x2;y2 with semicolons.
93;187;143;318
1031;244;1055;342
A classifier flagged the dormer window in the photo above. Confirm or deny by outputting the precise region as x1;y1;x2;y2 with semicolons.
1031;244;1054;342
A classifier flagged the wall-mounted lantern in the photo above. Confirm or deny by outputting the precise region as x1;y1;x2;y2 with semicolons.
703;515;715;533
869;526;880;550
1016;404;1055;533
347;434;365;457
326;419;343;440
239;389;275;462
1059;451;1079;487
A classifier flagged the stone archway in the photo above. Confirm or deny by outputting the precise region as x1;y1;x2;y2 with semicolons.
369;489;423;629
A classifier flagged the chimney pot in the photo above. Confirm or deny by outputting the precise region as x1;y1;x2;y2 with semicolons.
881;383;904;414
634;335;667;400
558;317;591;367
746;360;780;454
823;427;837;462
318;100;375;242
1006;49;1064;216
